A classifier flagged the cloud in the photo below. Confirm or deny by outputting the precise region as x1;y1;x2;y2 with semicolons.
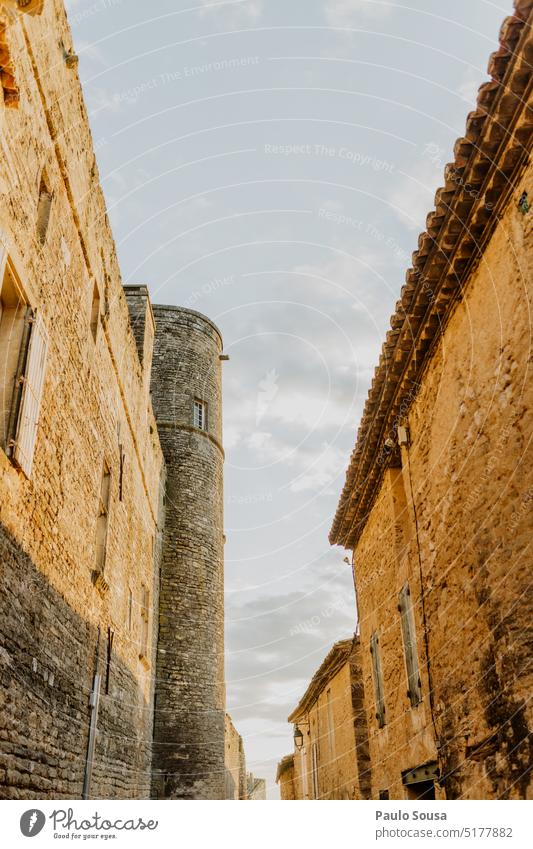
289;442;346;494
196;0;263;25
457;66;484;108
325;0;391;28
226;577;357;720
388;158;444;232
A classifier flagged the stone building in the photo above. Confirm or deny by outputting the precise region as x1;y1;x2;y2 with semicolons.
150;305;226;800
279;637;371;800
0;0;226;799
247;773;267;800
330;1;533;801
225;714;247;800
276;756;296;800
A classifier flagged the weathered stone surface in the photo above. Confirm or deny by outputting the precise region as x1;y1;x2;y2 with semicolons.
334;94;533;805
0;0;229;802
284;638;371;800
150;306;226;800
225;714;247;800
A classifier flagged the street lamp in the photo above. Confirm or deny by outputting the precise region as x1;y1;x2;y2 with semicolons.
293;724;304;751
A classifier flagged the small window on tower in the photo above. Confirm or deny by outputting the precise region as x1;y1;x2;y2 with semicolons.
193;398;207;431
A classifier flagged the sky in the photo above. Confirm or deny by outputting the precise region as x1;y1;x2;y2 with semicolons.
65;0;513;798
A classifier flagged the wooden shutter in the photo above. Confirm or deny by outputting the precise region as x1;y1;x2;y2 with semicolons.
300;748;308;799
370;632;386;728
0;238;6;281
311;742;319;799
398;584;422;706
13;311;48;477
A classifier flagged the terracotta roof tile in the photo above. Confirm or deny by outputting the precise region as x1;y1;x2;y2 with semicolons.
330;0;533;549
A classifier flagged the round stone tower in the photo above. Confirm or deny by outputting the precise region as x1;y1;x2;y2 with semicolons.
150;305;225;800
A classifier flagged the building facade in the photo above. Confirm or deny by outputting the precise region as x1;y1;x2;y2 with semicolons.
0;0;226;800
276;756;295;800
330;1;533;801
247;773;267;800
224;714;247;800
279;638;371;800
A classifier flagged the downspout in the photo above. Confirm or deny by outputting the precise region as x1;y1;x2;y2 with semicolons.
401;432;442;782
82;628;101;800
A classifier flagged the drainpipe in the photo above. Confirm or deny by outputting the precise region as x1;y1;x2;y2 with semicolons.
399;427;442;778
82;629;101;800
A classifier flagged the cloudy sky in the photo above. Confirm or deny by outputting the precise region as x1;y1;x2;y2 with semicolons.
65;0;512;797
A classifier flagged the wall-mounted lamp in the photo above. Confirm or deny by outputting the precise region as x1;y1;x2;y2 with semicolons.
397;425;410;447
60;41;79;70
293;724;304;751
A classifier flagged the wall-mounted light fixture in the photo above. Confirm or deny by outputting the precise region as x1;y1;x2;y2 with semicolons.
293;720;309;751
60;41;79;70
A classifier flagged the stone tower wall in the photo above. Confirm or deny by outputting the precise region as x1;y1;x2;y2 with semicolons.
151;306;225;800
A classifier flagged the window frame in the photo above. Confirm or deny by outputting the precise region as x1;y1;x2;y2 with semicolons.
193;397;208;431
0;254;48;478
139;584;150;660
398;583;422;707
311;741;319;800
370;631;386;728
95;461;111;574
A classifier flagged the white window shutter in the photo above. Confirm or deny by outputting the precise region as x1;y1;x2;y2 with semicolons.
13;312;48;477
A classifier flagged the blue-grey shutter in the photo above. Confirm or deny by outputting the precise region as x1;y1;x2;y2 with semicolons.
398;584;422;706
370;632;386;727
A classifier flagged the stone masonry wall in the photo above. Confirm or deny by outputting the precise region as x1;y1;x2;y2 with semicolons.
404;163;533;800
224;714;246;800
353;161;533;800
305;657;370;800
354;469;440;800
0;1;164;798
151;306;225;800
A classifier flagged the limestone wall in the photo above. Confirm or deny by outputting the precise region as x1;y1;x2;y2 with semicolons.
306;658;370;800
0;1;164;799
405;163;533;799
353;161;533;800
287;645;371;800
224;714;246;800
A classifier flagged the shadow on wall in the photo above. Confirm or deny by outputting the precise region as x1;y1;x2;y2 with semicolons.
0;524;153;800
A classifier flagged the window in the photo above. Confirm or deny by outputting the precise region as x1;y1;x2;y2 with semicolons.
90;281;100;341
299;747;308;800
36;174;53;245
118;443;125;501
95;462;111;573
193;398;207;431
398;584;422;707
127;587;133;632
0;252;48;477
326;688;335;758
370;632;386;728
311;742;319;800
140;584;150;659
